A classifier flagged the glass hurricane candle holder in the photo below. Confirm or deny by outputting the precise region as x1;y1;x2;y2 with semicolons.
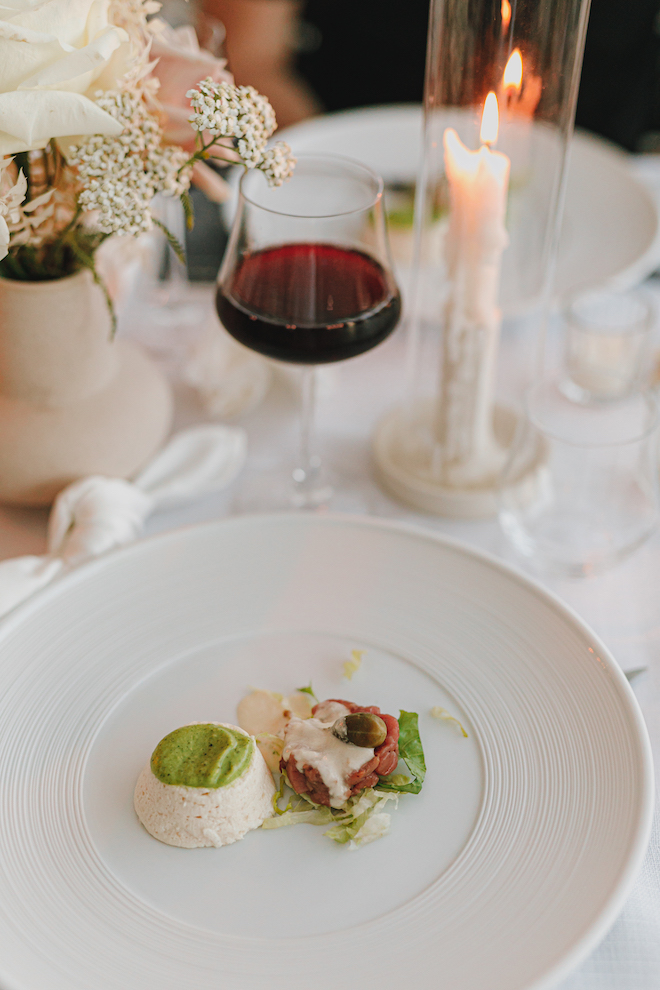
373;0;593;518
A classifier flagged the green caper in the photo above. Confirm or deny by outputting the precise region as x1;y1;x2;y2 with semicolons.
332;712;387;748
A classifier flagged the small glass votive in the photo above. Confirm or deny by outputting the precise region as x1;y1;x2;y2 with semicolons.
499;382;660;577
561;287;655;403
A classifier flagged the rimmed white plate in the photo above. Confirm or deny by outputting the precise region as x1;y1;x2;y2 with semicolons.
274;105;660;308
0;514;652;990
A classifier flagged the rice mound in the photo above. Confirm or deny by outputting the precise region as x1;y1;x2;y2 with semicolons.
134;723;275;848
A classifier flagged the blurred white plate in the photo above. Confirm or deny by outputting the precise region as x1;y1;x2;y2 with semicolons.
0;514;652;990
277;105;660;309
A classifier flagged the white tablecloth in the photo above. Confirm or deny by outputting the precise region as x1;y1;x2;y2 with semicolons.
3;215;660;990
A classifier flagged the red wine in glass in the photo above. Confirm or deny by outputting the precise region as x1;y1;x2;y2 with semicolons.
216;242;401;364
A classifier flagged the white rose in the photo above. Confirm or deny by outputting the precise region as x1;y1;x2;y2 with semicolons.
0;0;129;155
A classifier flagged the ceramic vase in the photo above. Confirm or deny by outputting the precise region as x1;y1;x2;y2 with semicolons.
0;269;173;506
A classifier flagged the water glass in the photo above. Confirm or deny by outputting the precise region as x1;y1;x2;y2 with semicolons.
561;287;655;403
499;382;660;576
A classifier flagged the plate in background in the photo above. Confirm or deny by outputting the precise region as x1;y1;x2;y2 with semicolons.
275;105;660;311
0;514;652;990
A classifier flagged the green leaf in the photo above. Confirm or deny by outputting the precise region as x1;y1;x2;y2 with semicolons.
180;190;195;230
376;774;422;795
68;238;117;337
376;711;426;794
152;217;186;266
71;238;117;339
398;710;426;782
295;682;318;703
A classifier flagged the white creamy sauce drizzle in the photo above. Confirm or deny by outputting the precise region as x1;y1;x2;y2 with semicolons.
282;712;375;808
313;700;351;724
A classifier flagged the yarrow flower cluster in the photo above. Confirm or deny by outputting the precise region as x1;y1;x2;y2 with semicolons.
260;142;296;187
187;79;276;146
187;78;296;186
68;91;192;235
0;0;295;305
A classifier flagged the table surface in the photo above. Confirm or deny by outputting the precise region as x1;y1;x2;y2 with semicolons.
2;164;660;989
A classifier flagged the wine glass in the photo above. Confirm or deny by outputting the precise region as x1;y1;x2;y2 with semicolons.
216;153;401;508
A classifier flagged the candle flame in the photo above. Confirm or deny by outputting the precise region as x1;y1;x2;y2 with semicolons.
501;0;511;30
480;92;499;146
503;49;523;91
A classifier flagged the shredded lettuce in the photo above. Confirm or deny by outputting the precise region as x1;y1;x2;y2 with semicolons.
262;774;398;848
271;769;293;815
430;706;468;737
264;802;335;829
377;710;426;794
324;790;398;847
348;812;392;849
343;648;365;681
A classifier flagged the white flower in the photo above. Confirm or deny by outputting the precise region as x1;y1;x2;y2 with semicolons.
187;79;276;161
261;142;296;187
68;91;192;236
148;145;192;197
0;1;132;155
186;79;295;185
0;159;27;259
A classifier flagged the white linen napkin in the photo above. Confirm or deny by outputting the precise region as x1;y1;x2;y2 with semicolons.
0;423;246;617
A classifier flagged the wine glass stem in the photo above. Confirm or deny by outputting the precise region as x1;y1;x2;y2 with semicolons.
294;365;321;495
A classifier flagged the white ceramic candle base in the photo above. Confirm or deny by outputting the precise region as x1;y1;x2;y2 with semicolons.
373;400;542;519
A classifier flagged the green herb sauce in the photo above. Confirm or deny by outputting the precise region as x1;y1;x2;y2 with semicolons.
150;724;254;788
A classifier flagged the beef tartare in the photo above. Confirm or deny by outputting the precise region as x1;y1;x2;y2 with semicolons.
280;698;400;808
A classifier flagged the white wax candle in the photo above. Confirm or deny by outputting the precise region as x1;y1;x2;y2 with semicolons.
435;120;511;486
443;126;510;332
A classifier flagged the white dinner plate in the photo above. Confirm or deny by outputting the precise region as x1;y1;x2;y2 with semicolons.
0;514;652;990
275;105;660;309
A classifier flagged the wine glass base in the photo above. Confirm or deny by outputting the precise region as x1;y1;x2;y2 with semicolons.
232;462;371;515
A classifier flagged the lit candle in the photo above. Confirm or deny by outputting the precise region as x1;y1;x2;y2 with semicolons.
503;48;541;119
436;93;510;486
503;49;523;105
